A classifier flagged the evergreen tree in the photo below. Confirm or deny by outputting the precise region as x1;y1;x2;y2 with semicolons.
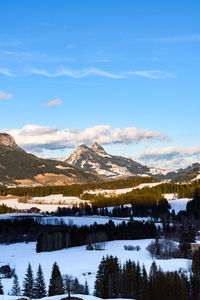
179;232;191;258
140;264;149;300
23;263;34;298
191;249;200;299
34;264;46;298
48;262;64;296
94;255;120;298
11;274;21;296
73;278;80;294
0;278;3;295
84;280;89;295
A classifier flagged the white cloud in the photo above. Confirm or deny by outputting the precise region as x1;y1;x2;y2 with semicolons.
0;69;14;77
31;67;172;80
31;67;123;79
0;90;12;100
1;124;165;151
135;146;200;170
45;98;62;107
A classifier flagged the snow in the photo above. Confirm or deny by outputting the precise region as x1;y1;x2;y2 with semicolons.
168;198;192;214
0;195;89;212
56;165;71;170
0;213;149;226
0;295;133;300
84;182;162;196
149;167;169;176
192;174;200;181
0;239;191;295
164;194;178;201
0;198;88;212
32;195;88;205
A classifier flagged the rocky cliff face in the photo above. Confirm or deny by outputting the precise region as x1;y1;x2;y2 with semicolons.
66;142;150;179
0;133;19;148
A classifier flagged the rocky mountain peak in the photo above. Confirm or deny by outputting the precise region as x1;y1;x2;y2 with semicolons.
0;133;18;148
91;142;106;154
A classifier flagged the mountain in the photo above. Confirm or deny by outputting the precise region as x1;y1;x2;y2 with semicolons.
1;134;199;185
66;142;165;179
173;163;200;182
0;134;102;185
66;142;200;182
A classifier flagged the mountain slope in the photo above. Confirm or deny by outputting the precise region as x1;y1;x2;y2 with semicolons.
0;134;102;185
66;142;200;182
66;142;153;179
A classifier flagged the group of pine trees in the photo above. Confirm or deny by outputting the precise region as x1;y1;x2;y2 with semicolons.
0;262;89;298
36;220;157;252
94;254;200;300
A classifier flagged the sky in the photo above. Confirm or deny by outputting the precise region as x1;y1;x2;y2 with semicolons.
0;0;200;170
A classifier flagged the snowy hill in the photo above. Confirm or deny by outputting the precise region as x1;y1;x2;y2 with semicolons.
0;239;190;295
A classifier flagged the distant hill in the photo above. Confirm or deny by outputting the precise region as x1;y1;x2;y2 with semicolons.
0;133;102;185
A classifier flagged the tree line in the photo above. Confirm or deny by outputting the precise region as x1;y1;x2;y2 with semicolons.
36;220;157;252
94;252;200;300
0;262;89;298
0;176;157;197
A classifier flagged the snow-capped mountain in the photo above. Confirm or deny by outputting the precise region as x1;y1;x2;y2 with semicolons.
0;133;101;185
66;142;165;179
66;142;200;181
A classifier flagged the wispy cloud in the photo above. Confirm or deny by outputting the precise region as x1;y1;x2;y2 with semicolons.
3;50;30;57
31;67;123;79
45;98;62;107
144;34;200;43
0;68;14;77
1;124;167;151
31;67;173;79
123;70;174;79
0;90;12;100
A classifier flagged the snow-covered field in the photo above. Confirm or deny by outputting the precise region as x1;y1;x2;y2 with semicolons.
31;194;89;205
0;294;132;300
0;213;149;226
0;197;88;212
0;190;192;216
168;198;192;214
84;182;162;196
0;239;191;295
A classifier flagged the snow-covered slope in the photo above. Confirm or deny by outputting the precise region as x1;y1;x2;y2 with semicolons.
0;239;190;295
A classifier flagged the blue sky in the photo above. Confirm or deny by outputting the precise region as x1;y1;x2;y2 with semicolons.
0;0;200;169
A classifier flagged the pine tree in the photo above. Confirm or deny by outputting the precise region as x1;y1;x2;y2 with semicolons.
23;263;34;298
34;264;46;298
48;262;64;296
94;255;120;298
73;278;80;294
11;274;21;296
84;280;89;295
0;278;3;295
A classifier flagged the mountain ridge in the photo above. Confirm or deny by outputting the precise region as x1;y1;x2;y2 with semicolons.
65;142;200;182
0;134;103;185
0;134;199;185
